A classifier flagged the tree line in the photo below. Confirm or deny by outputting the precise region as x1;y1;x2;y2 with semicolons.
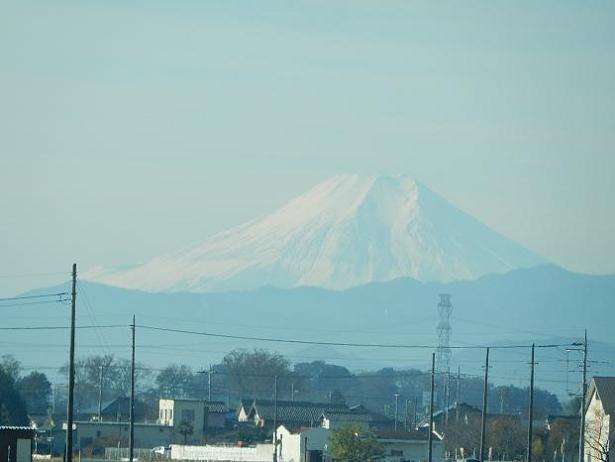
1;349;564;425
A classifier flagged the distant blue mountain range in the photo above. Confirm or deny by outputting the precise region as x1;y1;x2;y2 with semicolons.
9;264;613;398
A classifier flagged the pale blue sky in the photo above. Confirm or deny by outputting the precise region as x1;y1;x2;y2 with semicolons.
1;0;614;295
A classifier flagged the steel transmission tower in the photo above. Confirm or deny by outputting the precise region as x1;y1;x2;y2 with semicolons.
437;294;453;412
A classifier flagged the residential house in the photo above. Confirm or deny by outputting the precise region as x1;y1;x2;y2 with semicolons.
237;399;254;423
244;400;348;430
350;405;395;431
419;402;482;434
584;377;615;462
273;425;443;462
320;408;372;431
276;425;329;462
158;398;228;443
82;397;151;423
72;421;172;452
374;430;444;462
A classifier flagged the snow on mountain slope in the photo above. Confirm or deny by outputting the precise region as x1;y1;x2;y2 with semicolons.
83;175;546;292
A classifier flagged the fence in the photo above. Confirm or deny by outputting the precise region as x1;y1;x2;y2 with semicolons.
104;448;170;461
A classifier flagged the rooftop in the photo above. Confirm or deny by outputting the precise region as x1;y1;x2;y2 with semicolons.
374;430;440;442
589;377;615;414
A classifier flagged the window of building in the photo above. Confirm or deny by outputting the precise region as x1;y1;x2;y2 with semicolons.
181;409;195;422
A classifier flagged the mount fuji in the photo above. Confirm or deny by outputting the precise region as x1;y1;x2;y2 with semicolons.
83;175;546;292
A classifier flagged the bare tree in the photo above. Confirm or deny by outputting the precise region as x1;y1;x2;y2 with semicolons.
585;405;613;462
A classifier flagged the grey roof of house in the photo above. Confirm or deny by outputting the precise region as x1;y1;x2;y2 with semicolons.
250;400;349;424
204;401;228;413
374;430;439;442
100;397;150;417
161;398;227;413
590;377;615;414
321;408;372;423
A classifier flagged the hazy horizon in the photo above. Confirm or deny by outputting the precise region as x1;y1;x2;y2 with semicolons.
2;1;614;296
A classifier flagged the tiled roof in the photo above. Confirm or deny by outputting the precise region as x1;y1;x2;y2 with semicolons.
205;401;228;413
100;397;150;417
0;426;36;436
250;400;349;425
321;409;372;423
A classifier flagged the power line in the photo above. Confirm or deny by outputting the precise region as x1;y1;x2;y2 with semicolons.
0;324;126;331
136;324;577;350
0;299;70;308
0;271;70;279
0;292;69;302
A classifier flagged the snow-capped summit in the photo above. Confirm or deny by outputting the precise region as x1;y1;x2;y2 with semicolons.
84;175;546;292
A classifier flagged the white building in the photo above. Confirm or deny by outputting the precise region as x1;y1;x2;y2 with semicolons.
584;377;615;462
158;399;227;444
73;421;173;450
276;425;330;462
374;431;444;462
274;425;443;462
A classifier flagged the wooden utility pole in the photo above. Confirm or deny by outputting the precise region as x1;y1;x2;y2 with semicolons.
273;375;278;462
65;263;77;462
527;344;536;462
98;365;104;421
456;366;461;422
579;331;588;462
394;393;400;431
129;315;136;462
480;348;490;462
428;353;435;462
208;365;212;402
405;399;410;432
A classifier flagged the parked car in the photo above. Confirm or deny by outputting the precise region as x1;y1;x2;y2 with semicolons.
151;446;171;456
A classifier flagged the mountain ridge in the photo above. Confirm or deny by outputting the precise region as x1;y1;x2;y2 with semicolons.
13;265;615;397
84;174;546;292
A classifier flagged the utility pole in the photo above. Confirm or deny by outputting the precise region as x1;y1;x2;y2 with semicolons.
480;348;490;462
405;399;410;432
456;366;461;422
208;365;212;402
428;352;435;462
500;389;505;415
273;375;278;462
527;344;536;462
98;365;104;421
65;263;77;462
394;393;400;431
291;383;295;402
129;315;136;462
578;331;588;462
